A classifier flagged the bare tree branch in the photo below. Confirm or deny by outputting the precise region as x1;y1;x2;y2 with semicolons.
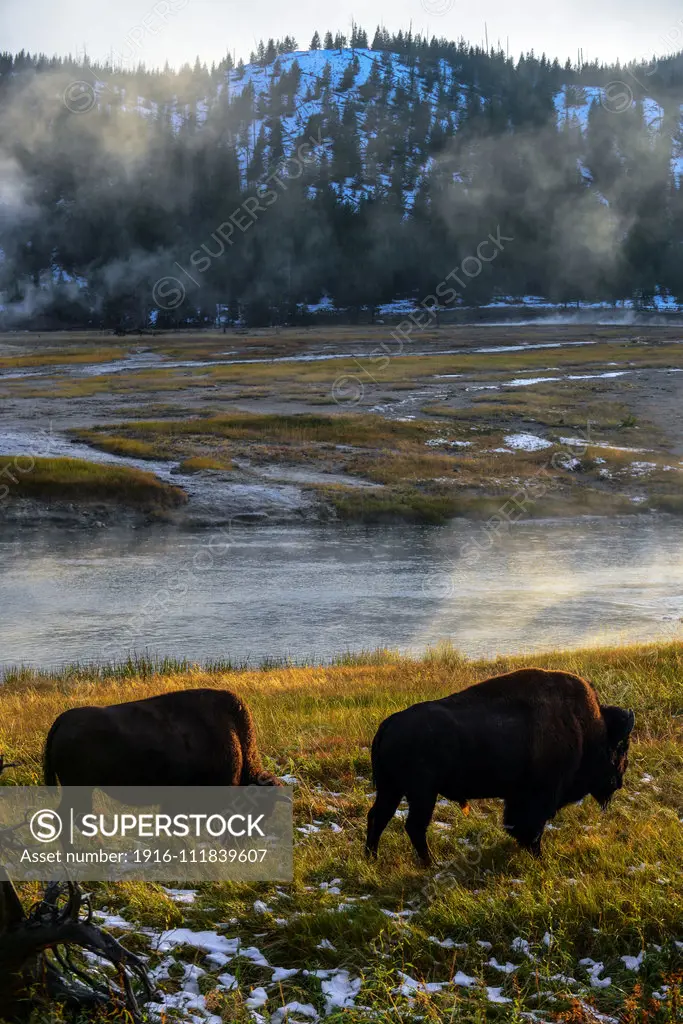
0;874;158;1021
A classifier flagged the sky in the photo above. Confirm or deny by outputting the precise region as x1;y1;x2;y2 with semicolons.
3;0;683;70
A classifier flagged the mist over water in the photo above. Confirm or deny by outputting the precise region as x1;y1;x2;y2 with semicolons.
1;516;681;672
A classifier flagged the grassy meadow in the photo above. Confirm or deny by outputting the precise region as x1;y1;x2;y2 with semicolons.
0;642;681;1022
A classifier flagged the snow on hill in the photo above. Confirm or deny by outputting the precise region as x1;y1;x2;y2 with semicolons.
223;48;461;207
553;84;683;185
88;50;683;204
92;47;463;207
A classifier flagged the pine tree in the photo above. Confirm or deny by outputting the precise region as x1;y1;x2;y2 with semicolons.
310;31;321;50
269;117;285;164
247;124;267;183
323;31;334;50
339;59;357;91
359;58;381;101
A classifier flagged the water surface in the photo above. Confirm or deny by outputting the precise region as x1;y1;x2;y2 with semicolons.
1;516;682;672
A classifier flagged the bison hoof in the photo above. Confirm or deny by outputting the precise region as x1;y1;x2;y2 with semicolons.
522;837;543;858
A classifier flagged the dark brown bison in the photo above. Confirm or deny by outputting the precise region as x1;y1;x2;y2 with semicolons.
366;668;634;865
44;688;281;789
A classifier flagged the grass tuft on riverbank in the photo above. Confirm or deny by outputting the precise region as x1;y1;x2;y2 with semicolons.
1;641;681;1022
0;456;187;509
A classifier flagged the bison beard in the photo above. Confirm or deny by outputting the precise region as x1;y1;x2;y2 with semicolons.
366;668;635;866
43;688;282;790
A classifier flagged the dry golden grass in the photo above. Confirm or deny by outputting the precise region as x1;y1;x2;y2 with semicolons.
178;455;232;472
0;347;126;370
0;642;681;1022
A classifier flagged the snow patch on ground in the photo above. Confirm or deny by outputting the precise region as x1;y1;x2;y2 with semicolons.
621;950;645;972
163;888;198;903
321;970;362;1012
503;433;553;452
486;986;512;1003
425;438;472;448
579;958;612;988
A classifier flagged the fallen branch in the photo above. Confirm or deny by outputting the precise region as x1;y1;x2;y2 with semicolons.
0;871;157;1021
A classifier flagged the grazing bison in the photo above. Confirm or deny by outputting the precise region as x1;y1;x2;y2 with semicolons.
366;668;634;865
44;688;281;789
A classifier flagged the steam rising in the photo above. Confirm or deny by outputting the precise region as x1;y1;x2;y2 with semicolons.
0;56;674;327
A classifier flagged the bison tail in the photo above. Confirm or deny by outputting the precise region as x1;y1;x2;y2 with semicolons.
43;724;59;787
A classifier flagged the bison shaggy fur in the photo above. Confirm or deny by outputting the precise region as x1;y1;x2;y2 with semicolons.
44;688;281;789
366;667;634;864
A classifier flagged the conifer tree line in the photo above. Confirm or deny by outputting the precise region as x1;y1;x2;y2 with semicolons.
1;28;683;328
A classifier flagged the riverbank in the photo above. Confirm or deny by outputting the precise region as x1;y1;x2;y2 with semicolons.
0;456;187;528
1;642;681;1023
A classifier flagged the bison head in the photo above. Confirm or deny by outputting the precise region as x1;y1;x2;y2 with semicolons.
592;705;635;808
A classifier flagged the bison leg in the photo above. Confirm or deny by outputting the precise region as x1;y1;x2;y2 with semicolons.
365;788;402;859
404;789;437;867
503;798;548;857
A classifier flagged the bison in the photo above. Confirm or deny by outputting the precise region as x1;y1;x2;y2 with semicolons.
44;688;281;789
366;668;634;865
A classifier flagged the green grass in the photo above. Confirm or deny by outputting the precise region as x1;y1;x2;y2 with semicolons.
75;412;443;449
0;456;187;509
1;642;681;1022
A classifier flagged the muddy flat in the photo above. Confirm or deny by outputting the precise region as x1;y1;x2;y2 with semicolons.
1;323;682;526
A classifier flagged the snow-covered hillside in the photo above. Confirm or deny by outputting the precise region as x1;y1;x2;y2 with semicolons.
90;48;683;209
93;47;464;209
225;48;457;205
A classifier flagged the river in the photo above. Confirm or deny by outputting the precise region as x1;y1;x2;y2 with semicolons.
1;515;681;672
